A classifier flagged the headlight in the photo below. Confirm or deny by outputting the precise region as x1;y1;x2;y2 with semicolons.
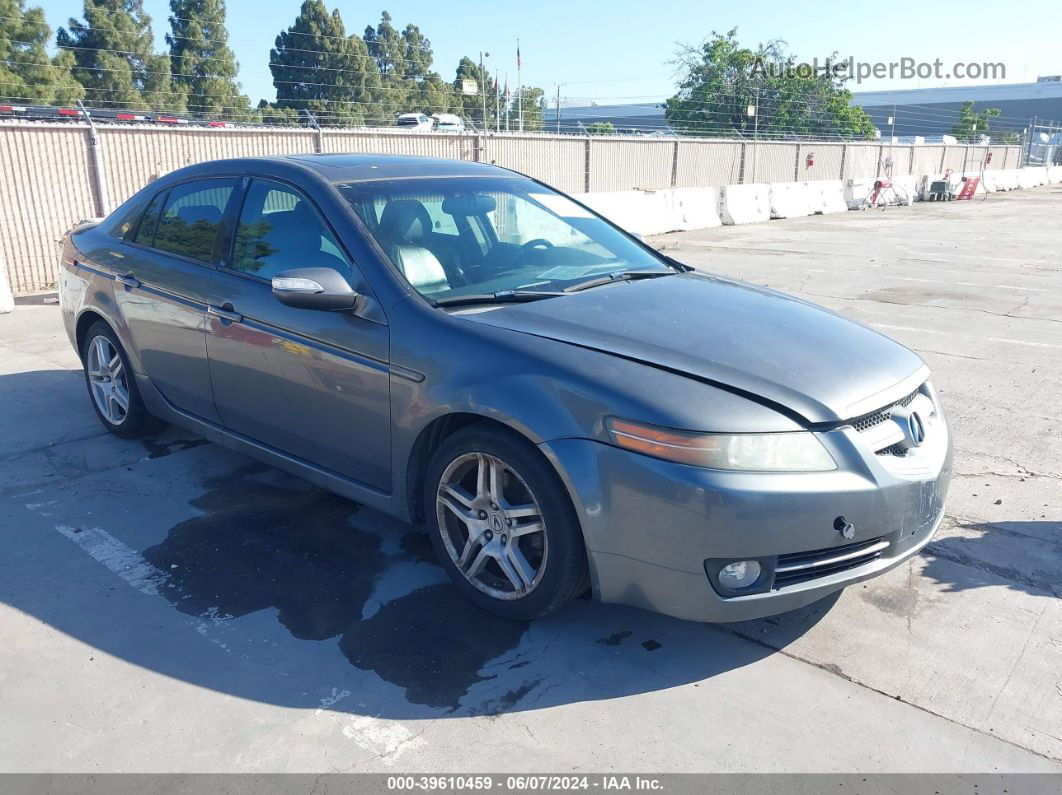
606;418;836;472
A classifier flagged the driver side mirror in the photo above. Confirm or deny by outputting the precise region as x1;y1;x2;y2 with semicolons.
272;267;359;311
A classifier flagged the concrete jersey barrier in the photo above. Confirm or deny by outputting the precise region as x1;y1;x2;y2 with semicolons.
804;180;848;214
580;190;674;236
719;183;770;225
769;182;813;219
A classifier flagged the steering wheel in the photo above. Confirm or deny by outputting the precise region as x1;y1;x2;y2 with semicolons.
519;238;555;253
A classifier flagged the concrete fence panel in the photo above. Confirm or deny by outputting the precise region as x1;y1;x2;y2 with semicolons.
842;144;882;180
100;126;317;207
941;146;969;173
910;146;944;178
744;143;800;184
673;140;742;188
0;121;1026;295
797;143;845;181
0;125;98;293
587;138;674;192
482;135;586;195
323;130;475;161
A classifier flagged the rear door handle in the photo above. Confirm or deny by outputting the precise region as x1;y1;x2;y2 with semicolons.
207;304;243;324
115;273;140;289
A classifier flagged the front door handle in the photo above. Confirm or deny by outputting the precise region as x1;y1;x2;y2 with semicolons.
207;304;243;324
115;273;140;289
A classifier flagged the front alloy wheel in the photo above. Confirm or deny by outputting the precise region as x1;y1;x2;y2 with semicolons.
436;452;548;600
425;424;590;621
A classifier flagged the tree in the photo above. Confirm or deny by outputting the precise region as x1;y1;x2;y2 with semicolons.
951;101;1002;143
399;22;455;116
364;11;406;120
453;55;496;130
270;0;380;127
587;121;615;135
665;28;875;139
58;0;187;111
506;85;546;132
256;99;300;126
167;0;251;119
0;0;83;104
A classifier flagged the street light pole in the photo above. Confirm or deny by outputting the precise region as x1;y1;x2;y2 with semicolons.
479;51;490;132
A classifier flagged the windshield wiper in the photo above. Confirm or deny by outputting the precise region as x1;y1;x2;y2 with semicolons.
563;269;674;293
433;290;565;308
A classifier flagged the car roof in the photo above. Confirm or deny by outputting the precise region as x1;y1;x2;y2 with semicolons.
166;153;518;184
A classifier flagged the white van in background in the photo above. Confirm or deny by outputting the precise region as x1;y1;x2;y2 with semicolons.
395;113;433;131
432;113;465;133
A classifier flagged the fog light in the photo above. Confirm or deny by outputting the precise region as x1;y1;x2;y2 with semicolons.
718;560;761;589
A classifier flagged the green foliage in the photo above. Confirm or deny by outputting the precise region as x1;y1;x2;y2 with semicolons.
58;0;186;111
587;121;615;135
256;99;300;126
365;13;455;121
270;0;380;127
168;0;251;119
453;55;496;130
0;0;84;104
506;85;545;132
665;28;876;139
951;101;1002;143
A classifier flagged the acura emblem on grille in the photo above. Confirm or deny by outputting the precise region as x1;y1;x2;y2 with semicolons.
908;412;926;446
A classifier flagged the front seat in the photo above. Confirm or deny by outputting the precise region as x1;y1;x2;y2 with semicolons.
377;200;451;294
259;201;350;278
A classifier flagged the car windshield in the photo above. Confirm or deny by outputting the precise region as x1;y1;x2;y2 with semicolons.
335;175;672;302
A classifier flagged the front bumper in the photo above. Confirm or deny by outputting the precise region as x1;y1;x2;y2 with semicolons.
541;419;952;623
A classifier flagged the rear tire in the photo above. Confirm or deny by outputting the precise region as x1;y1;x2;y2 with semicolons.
81;321;162;438
424;423;589;621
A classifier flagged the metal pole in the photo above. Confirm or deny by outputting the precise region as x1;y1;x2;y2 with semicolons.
479;52;488;133
496;80;500;134
517;39;523;133
555;84;561;134
77;100;110;217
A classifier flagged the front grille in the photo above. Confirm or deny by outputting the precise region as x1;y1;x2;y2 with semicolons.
876;443;909;457
774;536;889;588
850;388;919;434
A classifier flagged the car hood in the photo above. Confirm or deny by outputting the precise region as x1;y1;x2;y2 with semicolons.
458;272;927;424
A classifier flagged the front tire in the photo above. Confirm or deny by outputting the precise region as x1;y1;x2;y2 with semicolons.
81;321;162;438
424;424;589;621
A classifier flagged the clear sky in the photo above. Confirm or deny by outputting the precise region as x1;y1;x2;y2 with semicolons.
37;0;1062;106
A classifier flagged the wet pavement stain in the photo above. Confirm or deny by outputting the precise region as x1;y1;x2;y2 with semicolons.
596;630;632;646
143;469;530;711
143;474;386;640
339;583;529;710
141;437;209;460
641;640;662;651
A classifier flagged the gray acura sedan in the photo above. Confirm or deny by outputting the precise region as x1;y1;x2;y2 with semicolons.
59;154;952;622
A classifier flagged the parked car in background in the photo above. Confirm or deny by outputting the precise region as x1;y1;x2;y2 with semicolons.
432;113;465;132
396;113;433;131
58;154;952;623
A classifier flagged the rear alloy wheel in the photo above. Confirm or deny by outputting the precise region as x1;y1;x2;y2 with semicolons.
81;321;162;437
426;425;589;621
86;334;131;427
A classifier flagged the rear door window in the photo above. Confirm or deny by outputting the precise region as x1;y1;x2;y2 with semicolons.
153;179;237;263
